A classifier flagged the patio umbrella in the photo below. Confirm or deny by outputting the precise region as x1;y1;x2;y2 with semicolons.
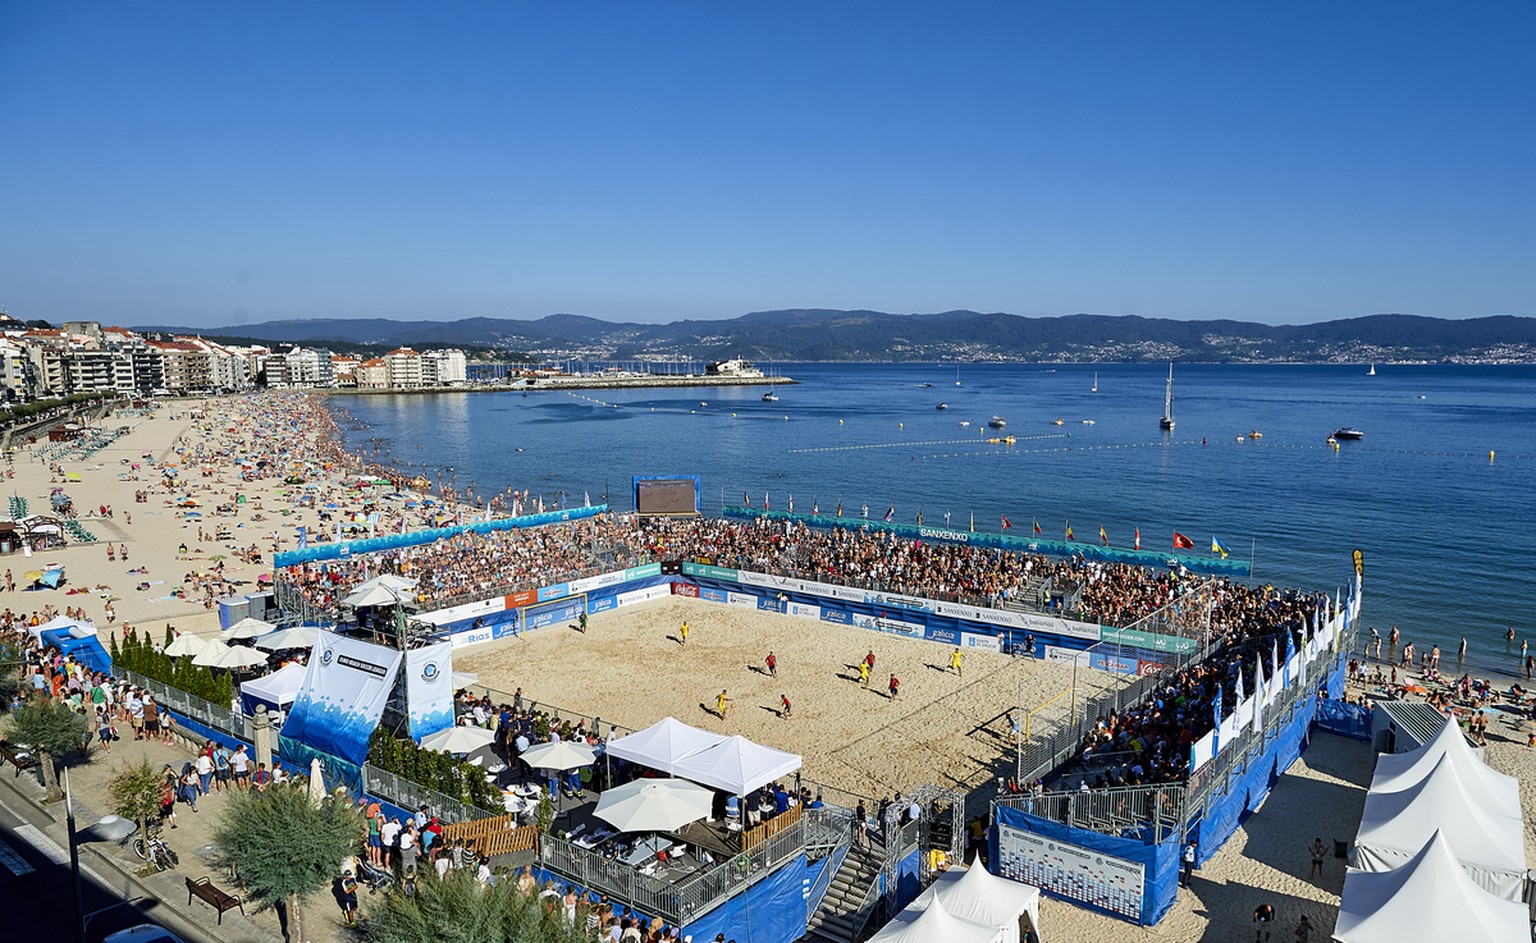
207;646;270;670
594;778;715;833
254;626;321;651
306;757;327;808
341;584;405;608
420;725;496;754
221;617;275;641
163;633;208;657
39;569;63;588
520;740;596;772
191;639;233;667
22;570;44;583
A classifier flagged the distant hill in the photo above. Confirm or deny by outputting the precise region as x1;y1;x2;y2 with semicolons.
131;310;1536;363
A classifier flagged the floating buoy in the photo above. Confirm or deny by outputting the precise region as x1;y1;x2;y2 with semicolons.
838;419;844;425
899;422;904;430
1490;450;1496;463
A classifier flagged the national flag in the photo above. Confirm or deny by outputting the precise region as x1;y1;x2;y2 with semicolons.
1172;532;1194;549
1253;652;1265;730
812;500;820;516
787;494;794;513
969;511;974;533
916;508;924;525
1235;665;1245;704
1099;526;1108;545
583;490;591;508
1283;630;1294;688
1134;527;1141;550
743;491;751;509
1001;514;1013;530
1065;522;1075;541
296;526;308;552
764;492;770;511
883;506;895;523
1211;536;1230;559
835;501;841;518
1032;518;1042;535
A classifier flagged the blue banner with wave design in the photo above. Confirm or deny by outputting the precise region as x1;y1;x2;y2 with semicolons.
274;504;608;569
282;631;403;765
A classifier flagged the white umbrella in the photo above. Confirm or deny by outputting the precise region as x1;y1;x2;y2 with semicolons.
191;638;233;666
254;626;322;651
452;671;479;688
594;778;714;833
420;725;496;754
520;740;596;772
163;633;208;658
221;617;275;641
203;645;270;670
306;757;326;808
342;584;407;608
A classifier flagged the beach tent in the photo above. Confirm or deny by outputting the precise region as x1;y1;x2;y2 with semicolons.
1335;831;1527;943
1354;753;1526;900
670;734;802;796
867;895;1002;943
239;662;307;715
606;717;728;775
1369;714;1520;818
910;863;1040;943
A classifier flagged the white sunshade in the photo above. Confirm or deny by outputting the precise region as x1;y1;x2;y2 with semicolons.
911;863;1040;943
239;662;307;709
221;617;276;641
191;639;233;666
1335;831;1528;943
163;633;209;657
342;584;408;608
594;778;715;834
868;895;1002;943
254;626;322;651
201;645;270;670
521;740;597;772
1355;752;1526;900
670;734;802;796
420;725;496;754
1370;714;1520;818
605;716;728;775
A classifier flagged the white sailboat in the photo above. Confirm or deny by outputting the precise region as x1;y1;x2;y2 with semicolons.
1159;363;1175;431
955;365;961;387
1368;364;1376;376
1091;371;1098;393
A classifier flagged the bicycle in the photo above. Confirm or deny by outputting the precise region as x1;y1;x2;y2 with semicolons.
132;828;180;871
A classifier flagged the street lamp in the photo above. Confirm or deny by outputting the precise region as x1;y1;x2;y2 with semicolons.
65;769;139;943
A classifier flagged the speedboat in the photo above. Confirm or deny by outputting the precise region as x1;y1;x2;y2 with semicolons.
761;392;779;402
936;402;949;410
1332;427;1363;440
959;420;970;427
699;401;708;407
1248;429;1262;439
1081;419;1095;425
987;415;1007;429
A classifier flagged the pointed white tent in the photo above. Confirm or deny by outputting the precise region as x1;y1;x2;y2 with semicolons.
1355;753;1526;900
605;717;728;775
910;863;1040;943
1370;715;1519;817
669;734;802;796
1335;831;1527;943
867;894;1002;943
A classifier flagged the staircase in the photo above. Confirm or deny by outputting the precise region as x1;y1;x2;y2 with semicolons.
805;843;883;943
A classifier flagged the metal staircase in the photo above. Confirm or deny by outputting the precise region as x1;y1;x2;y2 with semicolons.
805;843;883;943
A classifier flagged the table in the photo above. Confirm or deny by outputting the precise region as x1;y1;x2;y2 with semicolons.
502;794;529;814
621;835;671;867
513;784;542;798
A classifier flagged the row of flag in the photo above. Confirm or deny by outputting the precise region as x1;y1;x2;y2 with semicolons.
743;492;1233;556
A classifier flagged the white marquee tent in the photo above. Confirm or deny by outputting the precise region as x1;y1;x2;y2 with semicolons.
239;662;307;714
910;863;1040;943
1369;715;1520;818
605;717;728;775
1335;830;1527;943
669;734;803;796
867;894;1002;943
1354;752;1526;900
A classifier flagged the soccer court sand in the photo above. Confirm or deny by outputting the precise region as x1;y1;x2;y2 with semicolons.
457;596;1116;802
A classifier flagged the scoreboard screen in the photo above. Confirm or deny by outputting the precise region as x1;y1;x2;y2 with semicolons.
633;476;701;516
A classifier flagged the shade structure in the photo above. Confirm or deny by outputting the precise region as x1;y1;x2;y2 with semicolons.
867;894;1002;943
670;735;802;796
254;626;322;651
605;717;728;775
1355;752;1526;900
520;740;597;772
239;662;306;714
221;617;276;641
39;568;64;588
190;639;233;667
910;863;1040;943
306;757;327;809
163;633;208;658
1370;715;1520;818
1335;831;1527;943
420;725;496;754
341;574;418;608
200;645;271;670
593;778;715;834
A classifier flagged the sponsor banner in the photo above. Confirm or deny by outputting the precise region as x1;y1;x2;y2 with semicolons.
589;595;617;614
405;642;454;742
931;599;1101;639
492;619;521;640
738;570;934;615
672;582;701;599
419;595;506;627
851;612;925;638
962;632;1002;652
569;570;628;596
616;585;671;607
282;631;403;765
624;563;663;580
680;562;740;581
537;582;570;603
1089;651;1140;675
996;825;1145;922
784;601;821;619
699;586;729;604
757;597;782;612
917;526;972;544
1044;645;1091;666
819;608;852;625
505;589;537;609
527;598;584;631
727;591;758;607
1137;659;1171;676
1097;625;1199;655
925;626;961;645
451;624;495;649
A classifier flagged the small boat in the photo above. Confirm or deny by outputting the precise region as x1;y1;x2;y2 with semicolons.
955;366;961;387
1159;363;1176;431
699;401;708;407
922;382;933;388
936;402;949;410
959;420;970;427
1082;419;1095;425
1368;364;1376;376
1053;417;1064;426
1248;429;1262;439
761;392;779;402
987;415;1007;429
1091;372;1098;393
1332;427;1363;440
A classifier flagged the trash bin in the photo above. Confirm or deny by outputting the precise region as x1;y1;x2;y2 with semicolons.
1334;839;1350;859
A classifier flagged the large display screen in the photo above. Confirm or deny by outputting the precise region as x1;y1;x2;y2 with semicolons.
634;476;700;516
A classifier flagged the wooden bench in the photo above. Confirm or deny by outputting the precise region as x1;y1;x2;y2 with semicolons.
186;876;245;924
0;739;35;777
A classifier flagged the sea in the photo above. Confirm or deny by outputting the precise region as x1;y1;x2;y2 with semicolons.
334;363;1536;681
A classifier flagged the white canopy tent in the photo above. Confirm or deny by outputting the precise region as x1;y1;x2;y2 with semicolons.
1370;715;1520;818
605;717;728;775
867;894;1002;943
669;734;802;796
1335;831;1527;943
1354;753;1526;900
239;662;307;713
910;863;1040;943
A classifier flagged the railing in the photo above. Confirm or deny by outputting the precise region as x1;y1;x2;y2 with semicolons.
803;841;848;926
122;669;252;743
439;813;541;857
995;783;1187;844
361;764;492;825
739;802;801;851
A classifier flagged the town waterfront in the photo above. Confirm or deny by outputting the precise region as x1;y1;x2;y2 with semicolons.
336;362;1536;679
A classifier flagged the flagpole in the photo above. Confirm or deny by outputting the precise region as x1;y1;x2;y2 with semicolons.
1248;537;1256;586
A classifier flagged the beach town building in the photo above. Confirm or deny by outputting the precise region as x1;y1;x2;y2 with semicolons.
383;347;424;388
421;347;467;386
331;354;360;387
356;357;389;389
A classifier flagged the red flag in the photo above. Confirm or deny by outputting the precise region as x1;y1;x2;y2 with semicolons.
1134;527;1141;550
1173;532;1194;549
1065;523;1075;541
1032;519;1042;535
1000;514;1013;530
1099;526;1108;545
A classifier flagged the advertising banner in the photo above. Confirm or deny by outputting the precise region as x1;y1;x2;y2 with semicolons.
700;586;729;604
1089;651;1140;675
727;591;758;607
784;601;821;619
418;595;506;627
757;597;783;612
1044;645;1091;666
672;582;701;599
924;626;960;645
589;595;617;614
1097;626;1200;655
537;582;570;603
962;632;1002;652
819;608;852;625
680;562;740;581
624;563;663;580
569;570;628;596
282;631;404;765
851;612;925;638
405;642;454;742
527;597;585;631
492;618;522;640
505;589;537;609
450;623;495;649
931;599;1101;639
616;585;672;607
996;823;1145;922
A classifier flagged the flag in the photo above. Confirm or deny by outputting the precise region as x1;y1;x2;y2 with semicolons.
969;511;974;533
1235;665;1245;704
1032;518;1042;535
916;508;924;525
813;500;820;516
764;492;770;511
835;501;841;518
943;511;951;526
1065;522;1075;541
883;506;894;522
1253;652;1265;731
743;491;751;509
1173;532;1194;549
1001;514;1013;530
1212;682;1223;753
787;494;794;513
1211;536;1230;559
583;490;591;508
1283;630;1294;688
1099;526;1108;545
1134;527;1141;550
296;526;308;552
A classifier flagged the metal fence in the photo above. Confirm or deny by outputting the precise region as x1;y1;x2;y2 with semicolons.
361;764;490;824
122;669;253;743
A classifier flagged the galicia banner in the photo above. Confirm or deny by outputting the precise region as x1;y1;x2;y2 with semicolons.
405;642;454;742
281;631;403;765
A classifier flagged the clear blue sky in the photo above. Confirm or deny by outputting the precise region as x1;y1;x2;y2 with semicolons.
2;2;1532;328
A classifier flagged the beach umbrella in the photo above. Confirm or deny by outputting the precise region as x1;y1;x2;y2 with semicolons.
191;639;233;667
40;569;63;588
520;740;596;772
206;645;270;670
420;725;496;754
22;569;44;583
341;584;404;608
594;778;714;834
221;617;275;641
163;634;208;658
306;757;327;809
254;626;321;651
452;671;479;688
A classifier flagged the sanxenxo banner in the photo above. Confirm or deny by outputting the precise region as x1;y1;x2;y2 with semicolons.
405;641;454;742
282;631;404;766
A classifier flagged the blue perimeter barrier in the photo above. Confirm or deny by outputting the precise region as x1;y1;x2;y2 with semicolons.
273;504;607;568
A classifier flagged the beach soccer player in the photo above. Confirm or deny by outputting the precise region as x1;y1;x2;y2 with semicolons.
716;689;733;719
780;694;792;719
578;611;587;633
766;651;777;677
857;661;870;686
889;675;900;700
950;647;963;677
680;621;689;646
865;650;876;671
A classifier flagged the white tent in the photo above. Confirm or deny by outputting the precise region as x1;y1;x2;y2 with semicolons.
1370;715;1520;818
239;662;307;713
911;864;1040;943
670;734;802;796
867;894;1002;943
606;717;728;775
1335;831;1527;943
191;639;233;667
1355;753;1526;900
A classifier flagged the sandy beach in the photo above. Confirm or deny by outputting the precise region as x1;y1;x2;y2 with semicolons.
8;392;1530;943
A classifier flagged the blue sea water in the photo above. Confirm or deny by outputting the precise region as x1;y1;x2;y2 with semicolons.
334;363;1536;679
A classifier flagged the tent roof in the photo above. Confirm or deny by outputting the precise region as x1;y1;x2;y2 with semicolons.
912;863;1040;933
1335;831;1527;943
670;734;802;795
868;895;1002;943
605;717;728;775
1371;715;1520;817
1357;753;1525;873
239;662;307;707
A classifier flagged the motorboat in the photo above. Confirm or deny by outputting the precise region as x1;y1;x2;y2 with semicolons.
1159;363;1176;431
761;392;779;402
1053;417;1064;426
987;415;1007;429
959;420;970;427
1248;429;1262;439
936;402;949;410
1332;427;1363;440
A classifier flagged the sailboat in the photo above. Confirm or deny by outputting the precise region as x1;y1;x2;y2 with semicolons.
955;366;961;387
1091;371;1098;393
1159;363;1175;431
1367;364;1376;376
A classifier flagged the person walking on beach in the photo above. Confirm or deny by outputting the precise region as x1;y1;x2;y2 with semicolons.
765;651;777;677
679;621;689;646
950;647;963;677
1253;902;1275;942
1388;625;1399;660
715;689;733;719
1368;627;1380;661
1307;837;1326;878
1294;915;1313;942
1181;839;1197;887
780;694;792;719
1429;644;1441;671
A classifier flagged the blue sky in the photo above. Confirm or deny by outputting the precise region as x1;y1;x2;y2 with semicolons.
1;2;1532;328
